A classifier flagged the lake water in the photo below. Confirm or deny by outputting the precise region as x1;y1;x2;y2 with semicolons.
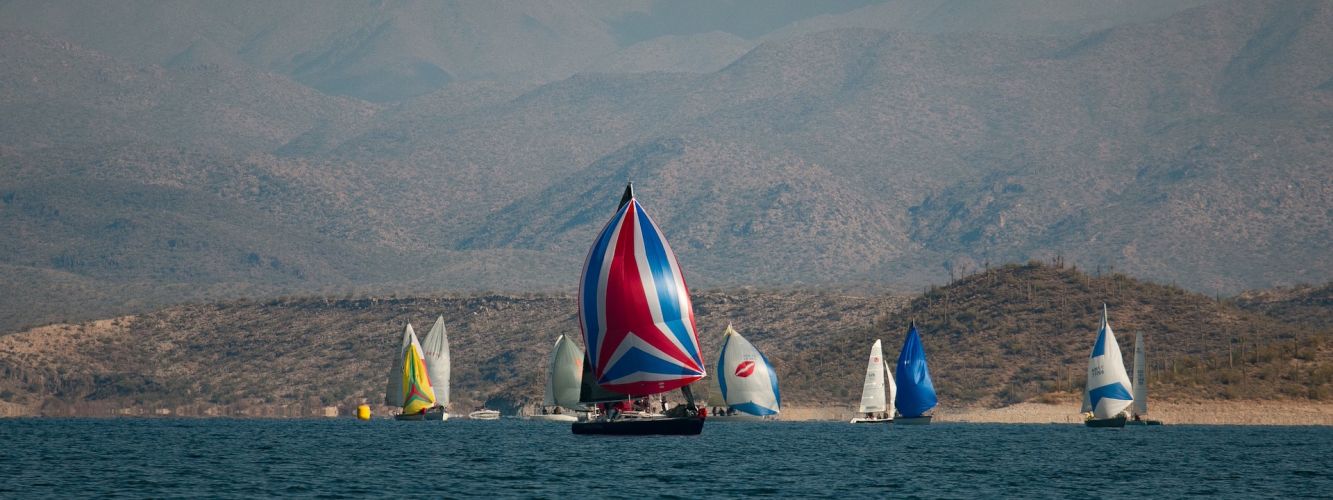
2;418;1329;498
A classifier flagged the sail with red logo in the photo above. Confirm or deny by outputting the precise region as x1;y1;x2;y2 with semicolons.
717;323;781;417
579;183;706;396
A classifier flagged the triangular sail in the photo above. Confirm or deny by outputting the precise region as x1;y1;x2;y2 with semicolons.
858;340;887;413
401;332;436;415
1132;331;1148;416
546;335;586;410
895;323;938;418
578;183;705;396
384;323;416;407
717;324;781;416
1085;305;1133;419
579;354;631;404
422;316;450;406
884;359;897;417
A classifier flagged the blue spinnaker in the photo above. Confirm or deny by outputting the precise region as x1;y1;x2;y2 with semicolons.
895;323;937;418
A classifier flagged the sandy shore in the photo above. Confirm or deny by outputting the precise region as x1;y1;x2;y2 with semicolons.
779;401;1333;425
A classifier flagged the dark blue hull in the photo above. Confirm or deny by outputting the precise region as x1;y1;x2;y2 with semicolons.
572;416;705;435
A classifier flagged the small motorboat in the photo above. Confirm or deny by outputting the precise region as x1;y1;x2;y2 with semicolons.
468;408;501;420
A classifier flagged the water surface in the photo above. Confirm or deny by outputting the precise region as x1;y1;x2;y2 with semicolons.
2;419;1328;498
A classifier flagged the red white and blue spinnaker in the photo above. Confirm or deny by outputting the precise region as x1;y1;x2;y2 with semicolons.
578;185;705;397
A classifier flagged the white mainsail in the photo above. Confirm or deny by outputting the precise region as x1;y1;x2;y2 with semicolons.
718;324;781;416
858;340;888;413
1085;305;1133;419
883;359;897;417
422;316;451;406
1132;331;1148;417
545;335;585;410
385;323;424;407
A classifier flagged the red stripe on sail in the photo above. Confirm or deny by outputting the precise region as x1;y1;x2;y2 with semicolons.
596;202;702;379
597;202;647;374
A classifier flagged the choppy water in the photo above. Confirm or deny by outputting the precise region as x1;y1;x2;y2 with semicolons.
2;418;1330;498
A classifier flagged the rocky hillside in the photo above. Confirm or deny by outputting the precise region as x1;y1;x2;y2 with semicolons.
0;263;1326;417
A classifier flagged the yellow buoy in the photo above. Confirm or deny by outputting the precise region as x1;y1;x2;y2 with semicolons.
356;404;371;421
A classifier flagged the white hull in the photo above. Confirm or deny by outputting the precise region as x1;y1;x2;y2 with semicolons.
850;417;893;424
468;409;501;420
525;413;577;422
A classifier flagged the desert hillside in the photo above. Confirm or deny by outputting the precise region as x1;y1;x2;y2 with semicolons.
1;262;1326;418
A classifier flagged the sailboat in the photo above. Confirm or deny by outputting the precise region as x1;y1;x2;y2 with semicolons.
1084;305;1133;428
894;322;937;425
571;183;708;435
528;335;582;422
850;339;894;423
387;324;446;421
1126;331;1163;425
420;316;451;421
714;323;780;420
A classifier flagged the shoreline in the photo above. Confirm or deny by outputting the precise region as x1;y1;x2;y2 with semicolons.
778;401;1333;425
5;401;1333;425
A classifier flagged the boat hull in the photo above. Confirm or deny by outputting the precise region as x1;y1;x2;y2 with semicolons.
572;415;705;435
895;415;932;425
1126;419;1163;426
393;407;448;421
1085;414;1128;428
526;413;578;423
849;417;893;424
468;410;501;420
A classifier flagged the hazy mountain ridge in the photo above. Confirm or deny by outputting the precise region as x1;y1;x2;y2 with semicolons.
0;30;375;155
0;0;638;102
0;263;1325;417
0;0;1330;332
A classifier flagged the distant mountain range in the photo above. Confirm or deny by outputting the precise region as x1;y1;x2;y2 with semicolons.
0;262;1325;417
1;0;1330;333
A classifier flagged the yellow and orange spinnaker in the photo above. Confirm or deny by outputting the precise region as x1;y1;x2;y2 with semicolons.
401;343;437;415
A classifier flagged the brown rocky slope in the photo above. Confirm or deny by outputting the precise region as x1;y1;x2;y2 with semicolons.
0;262;1326;418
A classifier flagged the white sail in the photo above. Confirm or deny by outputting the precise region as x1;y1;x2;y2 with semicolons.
546;335;585;409
884;359;897;417
718;324;781;416
1085;305;1133;419
1132;331;1147;416
384;323;415;407
858;340;888;413
422;316;451;406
